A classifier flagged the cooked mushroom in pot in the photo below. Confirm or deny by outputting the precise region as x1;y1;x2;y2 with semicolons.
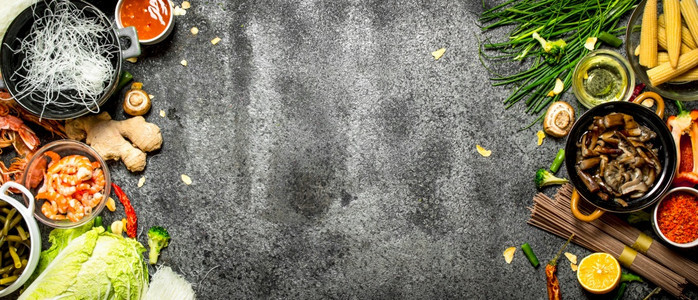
575;112;662;206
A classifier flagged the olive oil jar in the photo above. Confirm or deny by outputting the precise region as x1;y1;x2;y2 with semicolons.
572;50;635;108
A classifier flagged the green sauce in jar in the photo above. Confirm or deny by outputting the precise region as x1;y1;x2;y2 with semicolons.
572;50;634;108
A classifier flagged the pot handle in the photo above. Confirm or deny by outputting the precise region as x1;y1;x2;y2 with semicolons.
0;182;35;216
570;188;604;222
117;26;141;59
631;91;665;119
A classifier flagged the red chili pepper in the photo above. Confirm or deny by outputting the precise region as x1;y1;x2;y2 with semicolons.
546;234;573;300
111;183;137;238
628;83;646;102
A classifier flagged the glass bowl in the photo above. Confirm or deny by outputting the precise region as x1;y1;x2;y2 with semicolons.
652;187;698;248
625;0;698;101
21;140;110;228
572;49;635;108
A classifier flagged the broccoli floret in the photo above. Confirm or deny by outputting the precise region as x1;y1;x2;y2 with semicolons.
535;168;569;190
148;226;171;265
532;32;567;64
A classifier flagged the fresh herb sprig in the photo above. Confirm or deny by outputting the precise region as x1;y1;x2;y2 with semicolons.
479;0;637;119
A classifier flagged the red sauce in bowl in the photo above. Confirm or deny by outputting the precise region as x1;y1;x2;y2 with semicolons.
119;0;171;41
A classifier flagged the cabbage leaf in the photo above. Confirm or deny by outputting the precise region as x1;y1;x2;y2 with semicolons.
19;226;148;300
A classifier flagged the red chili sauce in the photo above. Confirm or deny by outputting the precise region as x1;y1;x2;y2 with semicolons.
657;191;698;244
119;0;171;41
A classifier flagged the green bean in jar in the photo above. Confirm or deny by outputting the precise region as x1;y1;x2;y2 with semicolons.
0;201;30;288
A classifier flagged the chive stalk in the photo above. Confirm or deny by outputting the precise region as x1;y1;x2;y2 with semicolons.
598;32;623;47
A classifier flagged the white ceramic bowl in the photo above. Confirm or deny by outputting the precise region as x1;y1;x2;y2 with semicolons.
0;182;41;297
114;0;175;45
652;187;698;248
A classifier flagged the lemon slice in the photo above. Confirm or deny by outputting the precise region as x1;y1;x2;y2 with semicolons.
576;252;621;294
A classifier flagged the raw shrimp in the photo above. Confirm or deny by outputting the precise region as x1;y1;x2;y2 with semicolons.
36;152;104;222
41;201;66;221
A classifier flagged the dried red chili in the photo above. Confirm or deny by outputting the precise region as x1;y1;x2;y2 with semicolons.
111;183;138;238
657;191;698;244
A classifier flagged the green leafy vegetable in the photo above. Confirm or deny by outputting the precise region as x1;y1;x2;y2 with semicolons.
479;0;637;119
532;32;567;64
20;226;148;300
148;226;171;265
535;168;569;189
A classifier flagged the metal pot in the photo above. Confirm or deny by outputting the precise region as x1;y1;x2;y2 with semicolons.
0;0;140;120
565;101;676;222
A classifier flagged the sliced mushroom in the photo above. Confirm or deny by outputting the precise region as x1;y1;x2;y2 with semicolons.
578;157;601;170
577;166;600;193
543;101;575;138
603;113;625;128
620;169;648;196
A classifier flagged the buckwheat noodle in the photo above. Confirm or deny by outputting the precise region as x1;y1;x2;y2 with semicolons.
556;184;698;286
5;0;118;118
529;187;688;298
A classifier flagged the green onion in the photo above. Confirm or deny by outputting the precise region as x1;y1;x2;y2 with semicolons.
598;31;623;48
550;149;565;174
479;0;637;122
521;243;539;268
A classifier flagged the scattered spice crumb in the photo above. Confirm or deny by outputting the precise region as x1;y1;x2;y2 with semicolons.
148;94;155;100
181;1;191;9
180;59;188;66
476;144;492;157
537;130;545;146
570;263;578;271
181;174;192;185
564;252;578;264
137;176;146;187
160;110;166;117
503;247;516;264
173;6;186;16
126;57;138;63
211;37;221;45
431;47;446;60
191;27;199;35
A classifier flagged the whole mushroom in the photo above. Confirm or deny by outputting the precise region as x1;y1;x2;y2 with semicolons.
543;101;575;138
123;82;152;116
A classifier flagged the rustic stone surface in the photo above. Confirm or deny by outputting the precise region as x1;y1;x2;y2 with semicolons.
16;0;697;299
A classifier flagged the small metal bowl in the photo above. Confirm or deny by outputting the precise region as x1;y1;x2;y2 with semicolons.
21;140;110;229
653;187;698;248
625;0;698;101
0;0;140;120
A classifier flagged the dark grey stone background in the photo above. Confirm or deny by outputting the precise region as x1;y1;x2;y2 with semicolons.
19;0;698;299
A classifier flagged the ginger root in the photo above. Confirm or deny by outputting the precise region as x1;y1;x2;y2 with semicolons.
66;112;162;172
